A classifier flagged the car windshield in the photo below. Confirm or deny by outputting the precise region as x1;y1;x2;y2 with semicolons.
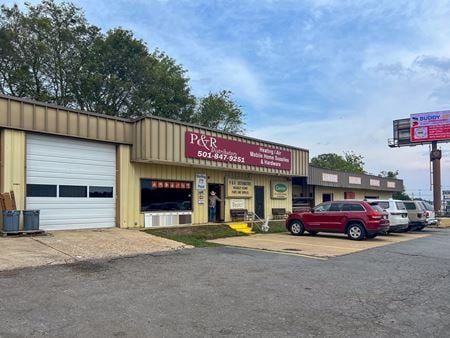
370;204;384;213
403;202;416;210
395;202;406;210
422;202;433;211
314;203;331;212
377;201;389;210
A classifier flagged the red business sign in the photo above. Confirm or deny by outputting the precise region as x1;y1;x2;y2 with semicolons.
410;111;450;142
151;180;191;190
185;131;291;170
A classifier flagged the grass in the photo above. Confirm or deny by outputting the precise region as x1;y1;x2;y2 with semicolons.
253;220;287;233
144;224;248;247
144;220;289;247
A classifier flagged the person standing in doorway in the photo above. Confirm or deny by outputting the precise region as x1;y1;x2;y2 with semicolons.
208;191;222;222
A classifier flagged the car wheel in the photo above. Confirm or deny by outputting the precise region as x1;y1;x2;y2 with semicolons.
366;233;377;239
416;226;425;231
347;223;366;240
288;220;304;236
308;231;318;235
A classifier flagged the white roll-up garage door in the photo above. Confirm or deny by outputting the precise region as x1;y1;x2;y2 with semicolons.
26;134;116;230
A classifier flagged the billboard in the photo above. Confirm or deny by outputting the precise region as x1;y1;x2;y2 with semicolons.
410;110;450;142
185;131;291;170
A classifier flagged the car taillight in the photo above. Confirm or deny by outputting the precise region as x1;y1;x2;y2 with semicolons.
425;211;430;217
368;213;382;220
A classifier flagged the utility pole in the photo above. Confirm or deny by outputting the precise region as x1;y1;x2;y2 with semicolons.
430;141;442;213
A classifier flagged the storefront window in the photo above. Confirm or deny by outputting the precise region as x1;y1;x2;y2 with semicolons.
141;179;192;212
344;191;355;199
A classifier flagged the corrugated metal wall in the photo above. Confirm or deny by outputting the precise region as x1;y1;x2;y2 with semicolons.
313;186;393;206
308;166;404;192
0;95;132;144
132;118;308;177
0;129;26;213
118;145;292;228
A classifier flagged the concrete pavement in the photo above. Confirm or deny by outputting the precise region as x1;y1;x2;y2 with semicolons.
209;231;429;257
0;228;191;270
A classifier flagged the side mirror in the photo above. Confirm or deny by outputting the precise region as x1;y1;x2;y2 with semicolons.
311;208;315;213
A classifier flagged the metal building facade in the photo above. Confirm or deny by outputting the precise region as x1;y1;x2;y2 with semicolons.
302;166;405;206
0;95;132;145
132;117;308;176
0;95;308;229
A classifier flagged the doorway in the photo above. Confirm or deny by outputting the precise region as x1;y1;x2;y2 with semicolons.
208;184;225;222
322;193;333;202
254;186;265;219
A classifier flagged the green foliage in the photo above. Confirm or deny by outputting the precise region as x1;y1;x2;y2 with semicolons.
253;220;286;233
310;152;365;174
393;191;411;200
379;170;399;178
0;1;243;131
144;224;248;247
192;90;245;134
0;1;99;105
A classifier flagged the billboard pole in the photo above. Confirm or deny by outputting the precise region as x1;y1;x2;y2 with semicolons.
430;141;442;213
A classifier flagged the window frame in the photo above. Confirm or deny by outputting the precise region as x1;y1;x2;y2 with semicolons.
89;186;114;198
140;178;193;212
59;185;88;198
26;184;57;197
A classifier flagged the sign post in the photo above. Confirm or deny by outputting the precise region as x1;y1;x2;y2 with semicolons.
431;141;442;212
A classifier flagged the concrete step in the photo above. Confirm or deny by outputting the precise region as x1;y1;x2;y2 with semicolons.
228;223;253;234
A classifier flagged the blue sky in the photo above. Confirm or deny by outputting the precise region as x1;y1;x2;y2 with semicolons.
6;0;450;199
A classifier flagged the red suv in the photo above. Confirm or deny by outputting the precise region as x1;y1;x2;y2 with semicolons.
286;201;389;240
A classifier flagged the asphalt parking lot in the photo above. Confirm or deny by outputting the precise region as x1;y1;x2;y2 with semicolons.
209;231;429;258
1;228;449;337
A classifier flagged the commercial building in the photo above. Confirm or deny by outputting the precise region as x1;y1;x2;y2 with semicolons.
292;166;404;210
0;94;308;230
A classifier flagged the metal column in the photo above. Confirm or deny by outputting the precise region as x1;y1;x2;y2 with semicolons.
430;141;442;213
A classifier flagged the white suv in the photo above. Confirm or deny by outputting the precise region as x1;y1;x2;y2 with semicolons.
418;201;438;226
367;199;409;232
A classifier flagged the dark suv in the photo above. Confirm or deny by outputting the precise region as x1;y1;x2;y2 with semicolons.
286;201;390;240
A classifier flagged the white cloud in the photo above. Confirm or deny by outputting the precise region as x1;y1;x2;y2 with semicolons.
5;0;450;200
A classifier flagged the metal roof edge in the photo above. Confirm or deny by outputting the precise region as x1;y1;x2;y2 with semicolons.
0;94;309;153
308;165;404;183
0;93;132;122
135;116;309;152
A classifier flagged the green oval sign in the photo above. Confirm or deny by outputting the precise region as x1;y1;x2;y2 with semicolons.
274;184;287;193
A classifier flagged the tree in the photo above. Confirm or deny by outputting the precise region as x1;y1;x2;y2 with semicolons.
0;1;99;105
379;170;399;178
191;90;245;134
73;29;195;119
310;152;365;174
393;191;411;200
0;1;243;132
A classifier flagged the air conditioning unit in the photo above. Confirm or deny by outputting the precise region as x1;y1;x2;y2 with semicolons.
144;211;192;228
